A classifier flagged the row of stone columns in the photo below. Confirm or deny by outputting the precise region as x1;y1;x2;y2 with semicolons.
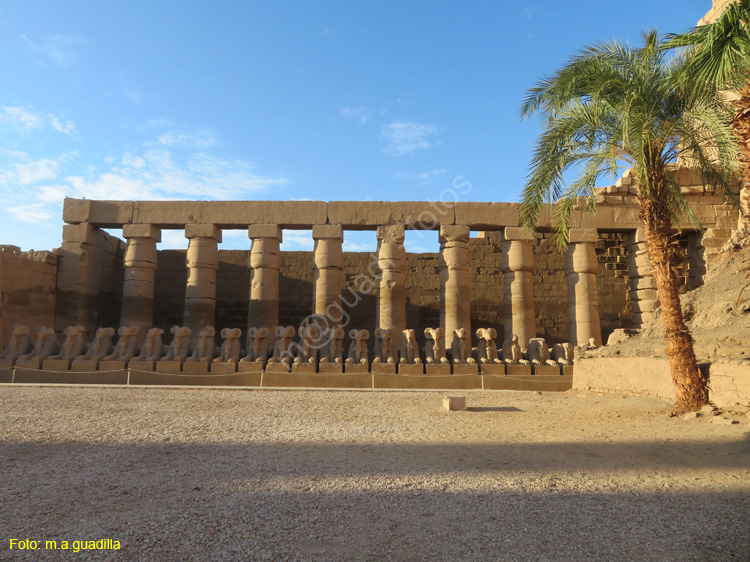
117;223;602;348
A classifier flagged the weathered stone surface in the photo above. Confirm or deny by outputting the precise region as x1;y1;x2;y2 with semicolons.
454;202;519;229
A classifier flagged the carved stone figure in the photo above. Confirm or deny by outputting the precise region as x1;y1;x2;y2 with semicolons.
319;326;345;364
372;328;395;364
552;342;574;365
399;329;422;364
502;335;529;365
0;324;33;362
135;327;165;361
450;328;476;365
185;326;216;363
214;328;242;363
294;324;320;364
424;327;449;364
18;327;60;361
527;338;557;366
476;328;501;364
162;326;193;362
103;326;140;361
241;327;271;364
346;329;369;365
74;327;115;362
48;325;88;361
267;326;295;366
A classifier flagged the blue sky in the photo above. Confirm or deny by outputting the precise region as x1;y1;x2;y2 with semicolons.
0;0;711;253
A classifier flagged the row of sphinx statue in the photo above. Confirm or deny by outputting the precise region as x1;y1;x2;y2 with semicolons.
0;323;573;370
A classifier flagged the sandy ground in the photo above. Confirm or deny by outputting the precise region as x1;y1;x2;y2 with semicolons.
1;386;749;562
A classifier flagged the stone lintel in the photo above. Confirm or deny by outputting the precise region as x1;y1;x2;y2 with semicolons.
503;227;535;241
439;224;470;243
185;224;222;242
248;224;283;241
376;224;405;243
123;224;162;242
568;228;598;244
312;224;343;240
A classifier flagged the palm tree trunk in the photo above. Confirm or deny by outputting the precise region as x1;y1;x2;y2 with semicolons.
640;178;709;413
733;82;750;230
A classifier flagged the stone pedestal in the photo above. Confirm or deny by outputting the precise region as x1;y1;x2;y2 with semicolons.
266;362;292;373
439;225;471;349
99;360;127;371
0;359;14;370
71;359;100;371
121;224;161;343
210;362;237;374
533;364;562;376
129;360;156;372
156;361;183;373
480;363;506;375
372;362;397;374
15;359;42;370
502;227;536;349
182;362;210;374
397;363;424;375
344;363;369;374
426;364;452;375
452;364;479;375
292;363;316;374
313;225;344;324
238;361;263;373
248;225;283;335
318;363;344;374
42;359;73;371
376;225;406;336
565;228;602;346
506;364;532;376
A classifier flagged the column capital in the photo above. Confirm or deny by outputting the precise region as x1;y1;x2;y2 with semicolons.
248;224;282;242
312;224;343;241
376;225;405;244
439;225;470;243
185;224;222;242
568;228;598;244
123;223;161;242
503;227;535;241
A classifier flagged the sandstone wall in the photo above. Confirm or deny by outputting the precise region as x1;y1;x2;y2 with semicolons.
0;246;58;345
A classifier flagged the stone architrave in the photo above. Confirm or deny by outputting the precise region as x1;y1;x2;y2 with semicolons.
183;224;221;335
247;224;282;337
376;225;406;337
501;227;536;349
312;225;344;325
565;228;603;346
120;224;161;343
439;225;471;350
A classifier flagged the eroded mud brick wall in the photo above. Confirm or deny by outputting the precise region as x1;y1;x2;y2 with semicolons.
151;232;632;346
0;247;58;344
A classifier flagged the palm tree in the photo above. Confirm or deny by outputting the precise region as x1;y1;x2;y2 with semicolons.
519;31;738;413
664;0;750;230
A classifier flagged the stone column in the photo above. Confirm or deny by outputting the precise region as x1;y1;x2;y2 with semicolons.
501;227;535;349
313;225;344;325
439;225;471;349
120;224;160;342
625;228;658;329
565;228;602;347
55;223;124;338
183;224;221;334
247;224;282;333
376;225;406;335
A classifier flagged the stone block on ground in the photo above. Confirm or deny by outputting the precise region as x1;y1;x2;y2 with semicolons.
443;396;467;411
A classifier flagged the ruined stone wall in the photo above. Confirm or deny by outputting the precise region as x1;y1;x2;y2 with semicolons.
0;246;58;345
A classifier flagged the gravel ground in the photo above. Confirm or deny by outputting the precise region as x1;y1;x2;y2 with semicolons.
1;386;749;562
